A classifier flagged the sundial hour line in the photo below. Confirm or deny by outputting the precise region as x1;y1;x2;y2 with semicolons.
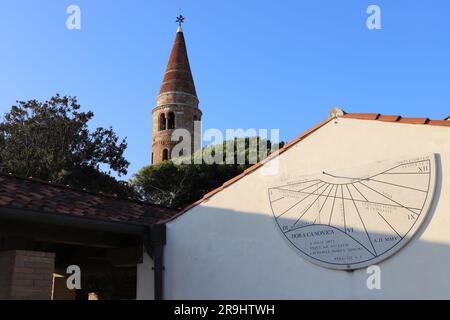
346;183;378;256
343;185;348;232
358;181;421;216
272;180;323;194
271;196;285;203
351;183;368;201
288;180;323;193
273;179;321;190
314;183;336;224
274;185;423;211
321;159;431;183
383;172;429;175
328;184;339;226
275;182;327;219
293;183;333;227
375;210;403;239
366;178;427;193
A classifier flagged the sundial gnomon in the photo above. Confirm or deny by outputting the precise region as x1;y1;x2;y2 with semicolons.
268;155;436;270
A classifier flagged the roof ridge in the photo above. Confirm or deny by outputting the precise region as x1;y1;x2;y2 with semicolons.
342;113;450;127
0;171;176;211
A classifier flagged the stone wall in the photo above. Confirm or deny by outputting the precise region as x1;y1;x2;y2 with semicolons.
0;250;55;300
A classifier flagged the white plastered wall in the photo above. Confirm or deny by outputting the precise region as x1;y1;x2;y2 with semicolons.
136;251;154;300
161;118;450;299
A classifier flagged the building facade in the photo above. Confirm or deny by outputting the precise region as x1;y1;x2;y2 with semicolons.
151;26;202;164
138;111;450;300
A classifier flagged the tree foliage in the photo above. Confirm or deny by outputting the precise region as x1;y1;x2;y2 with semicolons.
0;94;134;197
131;138;284;209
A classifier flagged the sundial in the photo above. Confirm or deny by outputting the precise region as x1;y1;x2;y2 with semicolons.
268;155;437;270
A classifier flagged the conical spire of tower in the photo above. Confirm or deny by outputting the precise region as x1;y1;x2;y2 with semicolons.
159;18;197;97
152;16;202;165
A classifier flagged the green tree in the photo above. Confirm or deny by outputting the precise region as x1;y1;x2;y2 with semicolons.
0;94;135;198
131;138;284;208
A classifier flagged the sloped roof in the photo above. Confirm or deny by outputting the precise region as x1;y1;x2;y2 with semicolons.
0;173;178;226
165;112;450;222
159;29;197;97
343;113;450;127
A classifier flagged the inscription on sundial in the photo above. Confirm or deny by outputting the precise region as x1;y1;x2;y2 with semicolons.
268;155;437;270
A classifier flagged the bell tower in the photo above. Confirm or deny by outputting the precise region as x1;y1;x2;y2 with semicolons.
152;16;202;164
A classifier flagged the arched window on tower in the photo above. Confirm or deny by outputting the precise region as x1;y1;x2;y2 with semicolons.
159;113;166;131
167;112;175;130
163;149;169;161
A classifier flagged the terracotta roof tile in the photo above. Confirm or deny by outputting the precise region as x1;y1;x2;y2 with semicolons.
429;120;450;127
202;187;224;200
398;117;429;124
222;173;246;188
0;174;178;225
378;115;401;122
344;113;447;126
342;113;380;120
244;163;263;174
0;196;14;206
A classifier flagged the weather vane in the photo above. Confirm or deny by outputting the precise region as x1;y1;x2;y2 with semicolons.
176;14;185;27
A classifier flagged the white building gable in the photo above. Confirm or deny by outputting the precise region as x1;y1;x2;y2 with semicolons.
147;114;450;299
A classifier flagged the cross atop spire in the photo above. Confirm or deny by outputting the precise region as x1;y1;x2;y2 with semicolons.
176;14;185;32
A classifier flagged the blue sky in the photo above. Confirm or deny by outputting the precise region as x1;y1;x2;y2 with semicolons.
1;0;449;179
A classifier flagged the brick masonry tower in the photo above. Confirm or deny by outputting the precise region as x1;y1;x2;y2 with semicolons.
152;16;202;164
